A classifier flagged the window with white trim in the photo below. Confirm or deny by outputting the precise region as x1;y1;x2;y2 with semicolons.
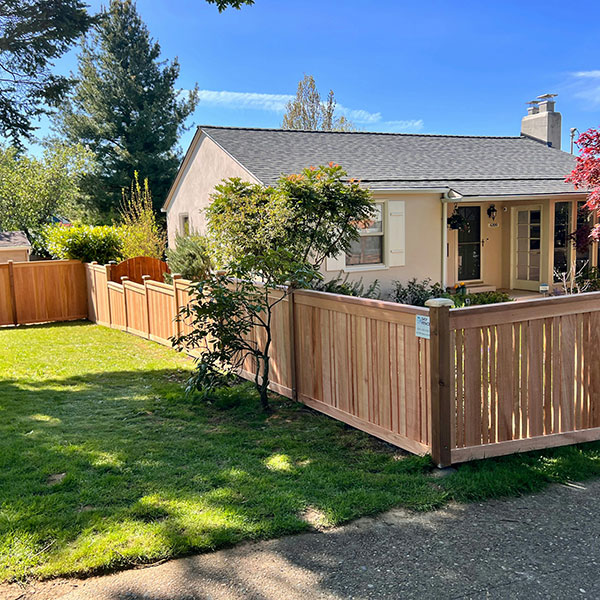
345;203;384;266
179;213;190;236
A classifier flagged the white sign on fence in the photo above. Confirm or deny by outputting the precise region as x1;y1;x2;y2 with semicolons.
415;315;430;339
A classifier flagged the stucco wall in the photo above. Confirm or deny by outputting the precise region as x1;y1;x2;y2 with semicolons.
332;192;444;298
0;248;29;263
165;132;260;246
445;194;589;291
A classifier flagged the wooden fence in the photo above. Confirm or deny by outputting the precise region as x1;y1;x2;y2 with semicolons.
5;258;600;466
0;260;87;326
107;256;169;284
443;293;600;465
84;263;431;455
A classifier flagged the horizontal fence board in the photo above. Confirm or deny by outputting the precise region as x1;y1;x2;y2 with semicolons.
451;426;600;463
450;292;600;329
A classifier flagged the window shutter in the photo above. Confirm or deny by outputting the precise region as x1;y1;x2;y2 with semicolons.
387;200;406;266
326;252;346;272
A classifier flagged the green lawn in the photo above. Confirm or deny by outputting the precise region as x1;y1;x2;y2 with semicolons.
2;322;600;582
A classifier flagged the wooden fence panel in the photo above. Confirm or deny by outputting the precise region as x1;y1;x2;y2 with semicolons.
451;294;600;463
146;280;177;345
109;256;169;284
0;264;14;325
107;283;126;331
123;281;148;337
5;261;87;325
293;290;431;456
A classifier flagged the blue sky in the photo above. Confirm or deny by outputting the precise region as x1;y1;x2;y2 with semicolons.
33;0;600;154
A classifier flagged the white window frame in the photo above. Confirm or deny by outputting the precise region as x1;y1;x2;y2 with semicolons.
344;202;386;272
179;213;190;236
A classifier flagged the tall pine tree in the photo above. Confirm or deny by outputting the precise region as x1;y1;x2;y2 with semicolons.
55;0;198;215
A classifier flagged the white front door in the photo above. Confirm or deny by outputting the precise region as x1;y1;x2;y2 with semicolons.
511;206;543;291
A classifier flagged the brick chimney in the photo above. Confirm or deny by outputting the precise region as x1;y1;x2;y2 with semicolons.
521;94;561;149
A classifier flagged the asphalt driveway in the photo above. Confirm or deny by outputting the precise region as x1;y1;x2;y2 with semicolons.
4;479;600;600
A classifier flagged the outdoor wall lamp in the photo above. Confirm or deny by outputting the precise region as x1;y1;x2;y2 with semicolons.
487;204;498;221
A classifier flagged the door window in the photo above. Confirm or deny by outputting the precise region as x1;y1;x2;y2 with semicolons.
516;209;541;282
457;206;481;281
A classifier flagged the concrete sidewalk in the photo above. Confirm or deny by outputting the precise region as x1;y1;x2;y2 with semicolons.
4;479;600;600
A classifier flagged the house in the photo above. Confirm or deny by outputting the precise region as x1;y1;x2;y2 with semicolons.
0;231;31;263
163;97;588;295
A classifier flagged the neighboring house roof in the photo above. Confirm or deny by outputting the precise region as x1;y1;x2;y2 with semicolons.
197;126;580;198
0;231;31;249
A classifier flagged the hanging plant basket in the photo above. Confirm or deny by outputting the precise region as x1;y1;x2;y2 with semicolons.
447;210;469;231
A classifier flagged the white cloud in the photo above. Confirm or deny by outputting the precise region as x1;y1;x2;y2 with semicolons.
195;90;293;112
567;71;600;107
379;119;424;133
573;71;600;79
188;88;423;131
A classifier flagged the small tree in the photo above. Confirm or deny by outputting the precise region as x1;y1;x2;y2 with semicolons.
567;127;600;239
175;164;374;410
282;75;354;132
119;172;166;259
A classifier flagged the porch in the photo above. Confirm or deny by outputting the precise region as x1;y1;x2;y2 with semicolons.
445;195;595;294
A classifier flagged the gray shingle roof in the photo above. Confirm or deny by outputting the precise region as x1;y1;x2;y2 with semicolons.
202;126;580;198
0;231;30;248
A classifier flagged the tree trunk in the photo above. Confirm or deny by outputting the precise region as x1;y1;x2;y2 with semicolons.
259;355;270;411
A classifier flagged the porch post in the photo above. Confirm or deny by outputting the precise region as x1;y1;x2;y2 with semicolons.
425;298;454;468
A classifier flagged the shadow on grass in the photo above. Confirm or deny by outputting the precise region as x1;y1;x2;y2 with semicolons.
0;363;439;582
2;321;600;586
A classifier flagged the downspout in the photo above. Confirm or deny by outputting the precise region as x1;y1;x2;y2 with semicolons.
441;200;448;288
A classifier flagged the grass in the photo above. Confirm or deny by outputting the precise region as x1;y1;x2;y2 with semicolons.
2;322;600;582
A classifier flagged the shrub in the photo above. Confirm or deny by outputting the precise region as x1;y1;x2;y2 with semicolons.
452;290;512;307
119;172;166;259
391;278;446;307
310;272;380;299
165;234;212;282
44;224;123;264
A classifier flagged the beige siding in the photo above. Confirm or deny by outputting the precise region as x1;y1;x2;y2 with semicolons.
0;249;29;263
165;133;260;246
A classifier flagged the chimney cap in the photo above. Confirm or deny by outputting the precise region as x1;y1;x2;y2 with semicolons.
537;93;558;100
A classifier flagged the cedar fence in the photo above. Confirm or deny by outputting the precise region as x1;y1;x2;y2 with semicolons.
4;257;600;466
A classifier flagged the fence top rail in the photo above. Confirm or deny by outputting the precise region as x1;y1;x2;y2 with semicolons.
107;281;124;291
123;279;145;292
294;288;429;315
14;259;83;267
145;279;175;293
450;290;600;329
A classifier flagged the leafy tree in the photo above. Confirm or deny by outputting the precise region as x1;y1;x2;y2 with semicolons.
0;142;95;241
282;75;354;131
175;164;374;410
55;0;199;215
206;0;254;9
567;127;600;240
119;171;166;259
0;0;97;145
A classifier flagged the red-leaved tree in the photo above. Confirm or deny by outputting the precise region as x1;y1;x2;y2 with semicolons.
566;128;600;240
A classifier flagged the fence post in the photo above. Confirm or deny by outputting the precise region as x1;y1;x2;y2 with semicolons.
172;273;182;342
106;260;117;283
288;286;298;401
425;298;454;468
121;276;129;332
7;260;18;325
142;275;151;339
